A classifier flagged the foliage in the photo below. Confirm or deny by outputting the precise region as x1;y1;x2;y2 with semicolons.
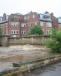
30;25;43;35
46;29;61;53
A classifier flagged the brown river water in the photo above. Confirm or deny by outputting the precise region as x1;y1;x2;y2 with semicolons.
0;46;60;76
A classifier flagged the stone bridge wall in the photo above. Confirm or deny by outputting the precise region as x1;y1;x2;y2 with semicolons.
8;36;49;46
1;36;49;46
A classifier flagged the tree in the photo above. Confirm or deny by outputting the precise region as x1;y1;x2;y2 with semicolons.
30;25;43;35
46;29;61;53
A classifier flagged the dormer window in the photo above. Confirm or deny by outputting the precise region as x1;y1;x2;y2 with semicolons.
45;11;49;14
43;15;50;19
33;14;35;18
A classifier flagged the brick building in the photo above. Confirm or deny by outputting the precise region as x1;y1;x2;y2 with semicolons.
7;13;24;37
50;13;58;28
0;12;60;37
21;11;40;36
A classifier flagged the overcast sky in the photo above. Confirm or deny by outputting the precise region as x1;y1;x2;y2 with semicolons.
0;0;61;17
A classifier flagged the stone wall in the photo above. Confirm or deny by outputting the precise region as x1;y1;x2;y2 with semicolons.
8;36;49;46
0;35;49;46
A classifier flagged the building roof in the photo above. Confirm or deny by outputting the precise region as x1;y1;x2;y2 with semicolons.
57;17;61;24
0;20;8;24
24;11;39;16
40;12;52;22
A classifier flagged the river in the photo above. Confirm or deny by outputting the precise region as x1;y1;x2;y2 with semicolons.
23;62;61;76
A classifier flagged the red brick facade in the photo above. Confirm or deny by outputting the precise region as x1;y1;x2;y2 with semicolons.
51;13;58;28
7;14;24;37
21;12;40;36
1;12;59;37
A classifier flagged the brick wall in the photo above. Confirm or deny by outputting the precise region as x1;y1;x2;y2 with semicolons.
51;13;58;28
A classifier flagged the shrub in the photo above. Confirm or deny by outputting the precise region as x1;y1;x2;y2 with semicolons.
46;29;61;53
30;25;43;35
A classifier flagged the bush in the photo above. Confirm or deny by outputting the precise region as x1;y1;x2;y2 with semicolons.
30;25;43;35
46;29;61;53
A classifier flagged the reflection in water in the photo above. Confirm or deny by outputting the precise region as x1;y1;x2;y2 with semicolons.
23;62;61;76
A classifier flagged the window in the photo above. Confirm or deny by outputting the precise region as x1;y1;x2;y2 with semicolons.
21;31;25;34
24;16;29;20
12;24;17;27
11;22;19;27
33;14;35;18
14;31;15;34
11;31;13;34
14;24;15;26
43;15;50;19
43;22;46;26
40;22;44;26
11;30;17;34
58;18;61;23
46;22;52;27
21;23;26;27
11;30;14;34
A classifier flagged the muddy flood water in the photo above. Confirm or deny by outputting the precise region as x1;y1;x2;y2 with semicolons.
23;62;61;76
0;45;47;72
0;45;60;76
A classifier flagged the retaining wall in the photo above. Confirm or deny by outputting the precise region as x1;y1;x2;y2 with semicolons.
1;35;50;46
8;36;49;46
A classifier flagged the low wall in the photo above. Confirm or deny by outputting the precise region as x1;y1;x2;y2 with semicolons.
0;35;50;46
8;36;49;46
